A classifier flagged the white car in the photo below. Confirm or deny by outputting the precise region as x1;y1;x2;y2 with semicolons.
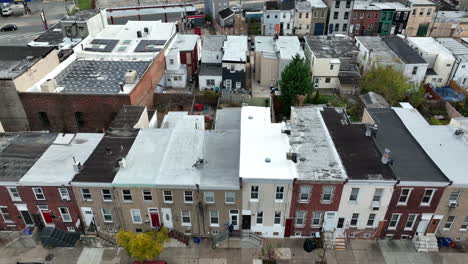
2;8;12;17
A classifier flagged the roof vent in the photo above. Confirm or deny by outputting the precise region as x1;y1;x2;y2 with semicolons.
124;70;138;84
381;148;392;165
286;152;298;163
144;27;149;34
265;158;271;163
193;158;205;168
248;115;253;120
455;129;465;136
365;124;378;137
116;158;127;168
72;156;82;172
137;31;142;38
105;147;113;155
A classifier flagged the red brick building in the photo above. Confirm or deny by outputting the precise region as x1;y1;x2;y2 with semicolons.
177;35;200;77
351;3;381;36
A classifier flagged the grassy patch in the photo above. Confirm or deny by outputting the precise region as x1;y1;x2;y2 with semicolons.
429;118;450;125
77;0;92;10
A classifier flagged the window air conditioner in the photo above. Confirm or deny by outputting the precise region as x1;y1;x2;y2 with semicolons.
449;200;458;208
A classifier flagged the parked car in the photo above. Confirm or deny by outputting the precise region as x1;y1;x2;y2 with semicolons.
1;7;12;16
1;24;17;31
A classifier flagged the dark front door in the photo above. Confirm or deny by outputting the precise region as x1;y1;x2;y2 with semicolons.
284;218;293;237
417;23;429;36
20;210;34;225
242;215;251;230
337;217;345;228
314;23;324;35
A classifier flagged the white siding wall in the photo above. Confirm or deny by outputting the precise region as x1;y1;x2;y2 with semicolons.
453;61;468;86
201;50;223;64
403;63;428;84
199;75;222;91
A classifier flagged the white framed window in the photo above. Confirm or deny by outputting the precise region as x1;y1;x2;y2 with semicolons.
449;191;461;202
142;190;152;201
256;211;263;225
295;211;306;227
181;210;191;226
102;208;113;223
312;212;323;226
372;188;383;202
163;191;173;203
206;79;215;86
460;216;468;230
444;216;456;230
405;214;417;230
349;188;359;202
229;65;235;72
388;214;401;230
58;188;70;201
210;210;219;226
398;188;411;205
367;214;376;227
102;189;112;201
236;82;241;89
7;187;21;201
321;186;334;203
122;190;132;201
225;192;235;204
67;226;76;232
299;186;311;202
275;186;284;201
350;213;359;227
184;191;194;203
401;235;409;240
81;189;92;201
294;232;302;237
274;211;281;225
420;189;436;206
169;59;174;64
251;186;259;200
204;192;215;203
33;187;45;200
131;209;142;224
59;207;72;222
0;206;12;223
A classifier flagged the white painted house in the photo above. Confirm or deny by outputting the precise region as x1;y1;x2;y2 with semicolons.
239;106;297;237
436;38;468;88
199;35;226;91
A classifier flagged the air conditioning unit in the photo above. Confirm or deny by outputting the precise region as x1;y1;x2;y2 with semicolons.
449;200;458;208
371;201;380;211
314;84;319;88
63;197;71;201
40;79;57;93
124;70;138;84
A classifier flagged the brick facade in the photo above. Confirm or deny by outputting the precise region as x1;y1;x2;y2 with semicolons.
180;46;199;77
351;10;381;36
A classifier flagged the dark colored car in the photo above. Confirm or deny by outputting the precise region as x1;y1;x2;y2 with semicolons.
1;24;18;31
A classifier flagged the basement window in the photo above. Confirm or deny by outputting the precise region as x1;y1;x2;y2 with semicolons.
38;112;50;127
74;112;85;128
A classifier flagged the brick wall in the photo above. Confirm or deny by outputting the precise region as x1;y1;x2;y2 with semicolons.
0;186;25;230
130;52;166;107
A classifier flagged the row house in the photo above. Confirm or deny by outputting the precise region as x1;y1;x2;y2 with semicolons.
407;37;455;86
325;0;354;35
430;11;468;38
321;107;396;241
373;3;394;36
364;107;450;250
350;2;381;36
295;0;313;35
222;36;248;92
399;0;436;37
386;2;411;35
199;35;226;91
164;34;200;89
310;0;329;35
262;0;296;36
355;36;404;73
287;106;347;244
437;38;468;87
204;0;229;22
393;106;468;242
239;106;296;237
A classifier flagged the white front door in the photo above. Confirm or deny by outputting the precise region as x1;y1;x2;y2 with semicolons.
161;208;173;228
81;207;94;226
229;209;239;230
323;211;338;232
225;79;232;90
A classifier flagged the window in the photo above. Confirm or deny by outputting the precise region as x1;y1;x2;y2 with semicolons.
38;112;50;127
412;66;418;75
59;207;72;222
298;24;302;30
342;24;347;32
206;79;215;86
307;24;310;30
251;186;259;200
333;12;338;19
313;11;317;18
349;188;359;202
372;188;383;202
367;13;371;19
449;191;461;202
299;186;311;202
163;191;173;203
275;186;284;201
325;77;331;83
306;13;309;19
420;189;435;206
335;1;340;8
312;212;323;226
321;186;334;203
131;209;142;224
143;190;152;201
283;14;286;19
460;216;468;230
122;190;132;201
295;211;306;226
0;206;12;223
360;13;364;19
427;9;431;16
350;213;359;227
230;65;235;72
403;12;408;20
444;216;456;230
395;12;401;20
7;187;21;201
184;191;194;203
356;24;360;31
102;189;112;201
405;214;417;230
344;12;349;20
225;192;235;204
419;8;424;16
299;13;302;19
330;64;334;70
102;208;113;222
321;11;325;18
256;211;263;224
58;188;70;201
74;112;85;128
67;226;76;232
33;188;45;200
437;78;443;83
274;211;281;225
210;210;219;226
274;15;278;19
353;13;357;19
204;192;214;203
398;188;411;205
367;214;376;227
334;23;340;31
388;214;401;229
181;210;191;225
266;15;270;19
346;1;351;8
412;9;416;16
169;59;174;64
81;189;91;201
375;13;378;19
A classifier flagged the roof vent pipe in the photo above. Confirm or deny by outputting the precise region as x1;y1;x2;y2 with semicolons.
144;27;149;34
365;124;378;137
137;31;142;38
381;148;392;165
286;152;298;163
72;156;82;172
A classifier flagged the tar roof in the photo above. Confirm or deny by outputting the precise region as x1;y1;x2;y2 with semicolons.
223;36;248;62
356;36;402;67
288;106;347;181
359;92;390;108
199;63;222;76
354;1;380;10
306;36;358;59
202;35;226;52
280;0;295;10
19;133;103;185
265;1;280;10
0;46;56;80
394;107;468;185
110;106;146;129
383;37;427;64
31;23;65;46
219;7;234;19
0;133;57;183
296;0;311;10
321;108;394;181
62;9;100;21
240;106;297;181
366;108;448;183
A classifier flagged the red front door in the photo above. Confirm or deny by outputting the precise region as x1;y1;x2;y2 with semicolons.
42;211;53;224
150;213;160;228
284;218;293;237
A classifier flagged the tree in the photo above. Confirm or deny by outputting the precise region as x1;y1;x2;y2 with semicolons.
116;228;170;263
279;54;313;115
360;66;412;106
408;83;426;109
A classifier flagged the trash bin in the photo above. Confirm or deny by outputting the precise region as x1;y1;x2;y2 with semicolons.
193;237;201;244
23;227;33;236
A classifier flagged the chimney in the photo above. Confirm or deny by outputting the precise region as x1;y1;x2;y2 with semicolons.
144;27;149;34
286;152;298;163
118;158;127;168
119;82;124;92
381;148;392;165
137;31;142;38
365;124;378;137
72;156;82;172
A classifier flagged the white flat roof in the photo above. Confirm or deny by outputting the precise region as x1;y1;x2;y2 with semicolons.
19;133;103;186
407;37;455;60
393;106;468;185
276;36;305;60
160;112;205;130
307;0;327;8
354;1;380;10
168;34;199;52
255;36;275;54
239;106;297;181
223;36;248;62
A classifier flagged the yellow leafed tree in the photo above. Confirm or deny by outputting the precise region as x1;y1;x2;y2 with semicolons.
116;227;170;262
